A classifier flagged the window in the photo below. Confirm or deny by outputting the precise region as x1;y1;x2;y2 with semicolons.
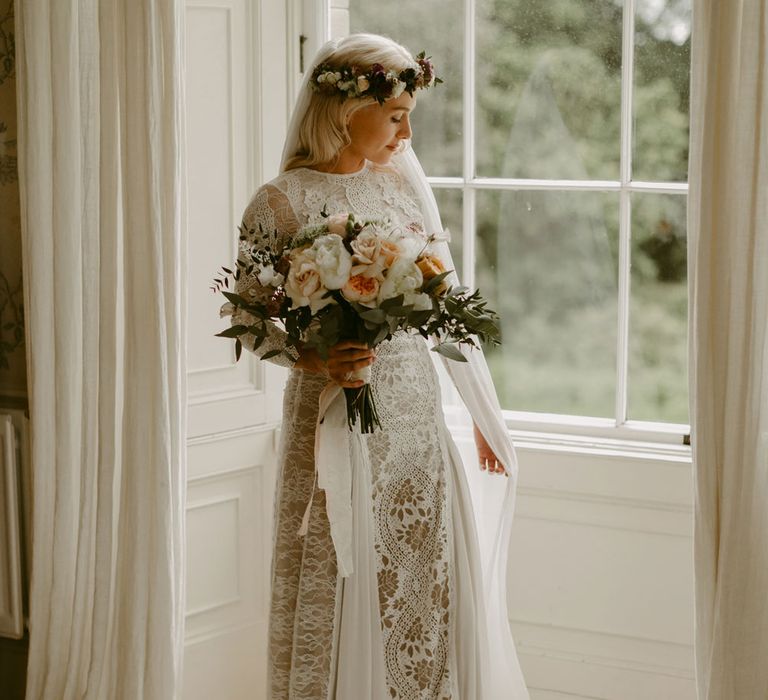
333;0;691;444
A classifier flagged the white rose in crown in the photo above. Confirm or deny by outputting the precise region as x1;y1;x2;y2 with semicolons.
390;80;406;99
311;234;353;289
377;257;423;306
285;248;333;313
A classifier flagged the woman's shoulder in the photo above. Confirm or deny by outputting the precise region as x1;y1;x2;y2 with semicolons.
243;170;308;214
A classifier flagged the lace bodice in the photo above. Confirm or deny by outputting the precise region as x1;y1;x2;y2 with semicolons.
249;160;425;232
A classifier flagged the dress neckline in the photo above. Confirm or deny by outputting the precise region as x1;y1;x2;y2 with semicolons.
298;160;370;179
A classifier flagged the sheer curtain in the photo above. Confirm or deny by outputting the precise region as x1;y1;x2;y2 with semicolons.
688;1;768;697
15;2;187;698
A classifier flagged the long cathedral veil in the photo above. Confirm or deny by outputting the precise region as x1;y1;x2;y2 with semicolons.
280;38;529;699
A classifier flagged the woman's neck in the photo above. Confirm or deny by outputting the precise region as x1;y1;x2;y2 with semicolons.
313;150;366;175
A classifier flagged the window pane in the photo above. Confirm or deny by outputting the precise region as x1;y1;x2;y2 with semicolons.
629;193;688;422
476;0;623;180
432;187;464;281
349;1;463;176
633;0;691;182
477;190;619;416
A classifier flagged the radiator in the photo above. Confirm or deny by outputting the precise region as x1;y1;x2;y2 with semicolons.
0;411;27;640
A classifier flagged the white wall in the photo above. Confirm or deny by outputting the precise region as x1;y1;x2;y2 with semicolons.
450;426;695;699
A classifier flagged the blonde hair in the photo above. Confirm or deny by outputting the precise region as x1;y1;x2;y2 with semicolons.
284;33;416;171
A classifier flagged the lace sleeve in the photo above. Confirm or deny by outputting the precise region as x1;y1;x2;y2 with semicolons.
230;183;300;368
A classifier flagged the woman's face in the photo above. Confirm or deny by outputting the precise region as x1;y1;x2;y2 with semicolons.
345;90;417;167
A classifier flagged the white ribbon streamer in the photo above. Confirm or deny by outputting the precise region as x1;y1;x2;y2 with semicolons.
298;383;356;577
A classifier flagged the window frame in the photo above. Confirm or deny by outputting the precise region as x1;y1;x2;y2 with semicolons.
313;0;692;448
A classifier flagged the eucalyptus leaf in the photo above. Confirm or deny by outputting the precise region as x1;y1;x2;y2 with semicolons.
380;294;405;311
431;343;467;362
221;290;248;306
215;324;248;338
360;308;387;323
422;270;452;294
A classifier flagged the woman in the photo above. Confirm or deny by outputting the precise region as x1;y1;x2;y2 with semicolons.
230;33;529;699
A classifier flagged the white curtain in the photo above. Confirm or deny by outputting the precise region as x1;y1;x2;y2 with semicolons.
15;2;187;698
688;1;768;697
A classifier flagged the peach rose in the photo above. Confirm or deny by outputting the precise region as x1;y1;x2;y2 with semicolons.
416;254;448;294
342;274;381;307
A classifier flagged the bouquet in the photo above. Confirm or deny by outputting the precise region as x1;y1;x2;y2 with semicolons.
213;209;500;433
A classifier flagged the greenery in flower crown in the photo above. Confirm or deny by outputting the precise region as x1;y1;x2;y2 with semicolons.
310;51;442;105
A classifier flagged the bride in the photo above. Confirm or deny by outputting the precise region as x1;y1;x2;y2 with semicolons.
229;32;529;700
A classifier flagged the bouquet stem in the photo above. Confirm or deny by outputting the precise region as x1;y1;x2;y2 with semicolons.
344;384;381;433
342;364;380;433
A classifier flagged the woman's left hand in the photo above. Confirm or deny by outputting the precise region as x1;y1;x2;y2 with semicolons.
473;423;508;476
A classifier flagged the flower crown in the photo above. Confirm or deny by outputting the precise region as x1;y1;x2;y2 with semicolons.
309;51;442;105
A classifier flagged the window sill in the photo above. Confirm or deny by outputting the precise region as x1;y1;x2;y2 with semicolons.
505;411;692;462
505;411;691;462
442;406;692;463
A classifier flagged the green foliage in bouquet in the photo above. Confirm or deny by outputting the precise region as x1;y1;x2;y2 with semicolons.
212;211;501;432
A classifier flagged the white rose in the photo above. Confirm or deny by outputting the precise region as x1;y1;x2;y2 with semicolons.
378;257;423;304
390;80;406;99
311;234;353;290
410;292;433;311
256;264;285;287
321;71;338;85
357;76;370;92
284;249;333;313
388;228;423;261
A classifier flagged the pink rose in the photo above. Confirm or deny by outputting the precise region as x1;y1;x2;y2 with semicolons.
284;249;332;313
350;230;404;281
326;213;349;237
379;239;401;268
350;230;381;265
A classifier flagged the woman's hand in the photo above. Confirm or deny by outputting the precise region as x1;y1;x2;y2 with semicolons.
473;423;507;476
295;340;375;389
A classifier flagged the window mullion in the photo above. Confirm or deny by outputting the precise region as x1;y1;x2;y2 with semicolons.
616;0;636;426
463;0;476;289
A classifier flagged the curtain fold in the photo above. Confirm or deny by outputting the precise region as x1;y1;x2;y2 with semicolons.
688;1;768;697
15;1;187;698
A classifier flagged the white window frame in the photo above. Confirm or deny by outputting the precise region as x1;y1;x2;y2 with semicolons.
308;0;692;450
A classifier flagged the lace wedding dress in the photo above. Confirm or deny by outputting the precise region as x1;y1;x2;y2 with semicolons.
232;160;529;699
